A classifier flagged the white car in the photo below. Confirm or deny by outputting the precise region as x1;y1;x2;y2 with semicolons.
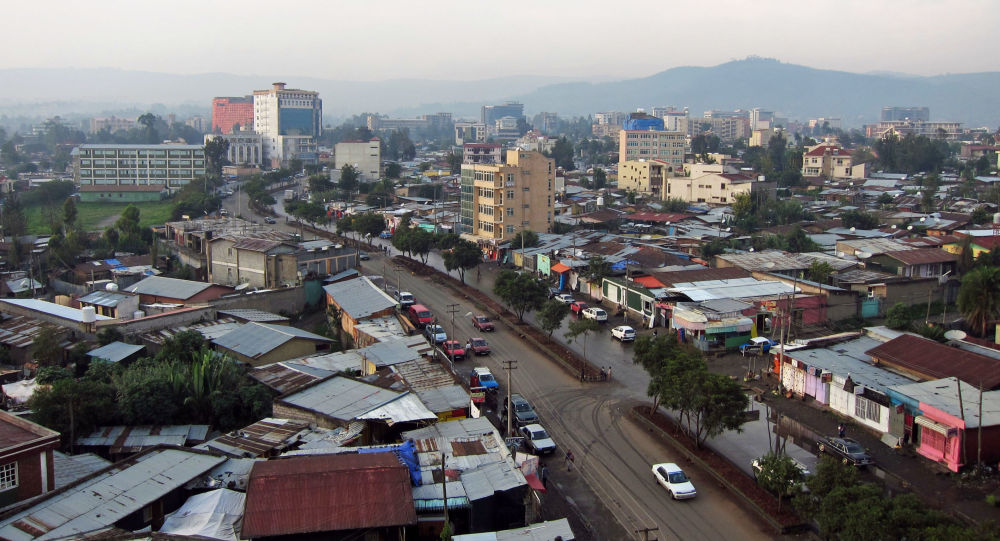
611;325;636;342
652;463;697;500
554;294;576;304
581;307;608;322
520;424;557;455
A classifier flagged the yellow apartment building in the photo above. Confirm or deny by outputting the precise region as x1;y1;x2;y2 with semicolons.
460;150;555;242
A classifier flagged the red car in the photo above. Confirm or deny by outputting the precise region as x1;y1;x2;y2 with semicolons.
442;340;466;360
469;337;491;355
472;315;495;332
570;301;589;315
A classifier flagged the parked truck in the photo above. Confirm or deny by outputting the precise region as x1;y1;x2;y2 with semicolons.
284;189;296;201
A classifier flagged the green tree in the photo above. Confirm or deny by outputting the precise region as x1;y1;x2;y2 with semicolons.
204;137;230;178
840;210;879;230
339;164;360;193
446;153;462;174
956;236;976;274
32;327;64;367
442;239;481;284
661;197;689;212
352;212;388;243
550;137;575;170
585;256;612;284
592;168;607;190
28;378;118;448
62;197;78;230
754;453;805;512
385;162;402;178
154;330;206;364
96;327;124;346
700;238;729;265
885;302;913;330
971;206;992;225
407;228;435;264
784;226;819;253
564;318;601;364
537;300;570;337
808;261;834;284
137;113;159;144
957;266;1000;337
509;229;539;249
287;157;303;174
493;270;547;321
308;174;335;194
1;194;27;238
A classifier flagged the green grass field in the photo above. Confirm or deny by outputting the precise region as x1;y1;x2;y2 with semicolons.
25;200;176;235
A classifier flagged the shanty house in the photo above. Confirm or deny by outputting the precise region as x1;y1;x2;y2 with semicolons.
212;322;334;367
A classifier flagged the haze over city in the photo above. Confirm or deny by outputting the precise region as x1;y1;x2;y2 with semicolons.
3;0;999;80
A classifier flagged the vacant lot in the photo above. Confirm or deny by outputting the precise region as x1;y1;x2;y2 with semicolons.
26;200;176;234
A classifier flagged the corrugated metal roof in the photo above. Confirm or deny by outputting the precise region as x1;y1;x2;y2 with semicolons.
890;378;1000;429
323;277;397;319
197;418;310;458
76;425;210;452
784;335;916;393
86;341;145;363
356;392;436;425
454;519;576;541
242;453;416;537
883;248;957;266
668;277;796;301
142;318;242;345
0;448;226;541
212;322;332;359
0;299;113;322
280;376;410;421
216;308;289;323
249;364;321;394
867;334;1000;390
461;461;528;501
0;315;64;349
124;276;213;300
4;278;42;294
78;290;134;308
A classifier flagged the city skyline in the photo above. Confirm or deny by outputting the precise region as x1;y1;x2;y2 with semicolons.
3;0;998;81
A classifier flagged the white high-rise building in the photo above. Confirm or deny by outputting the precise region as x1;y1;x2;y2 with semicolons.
253;82;322;168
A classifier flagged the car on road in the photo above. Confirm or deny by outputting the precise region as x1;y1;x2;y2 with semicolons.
424;324;447;345
220;208;229;216
611;325;636;342
547;288;562;299
442;340;466;360
379;230;393;239
569;301;589;315
395;291;415;308
407;304;434;328
471;366;498;390
472;315;495;332
468;337;490;355
652;463;697;500
816;436;873;467
555;294;575;304
223;190;234;197
358;251;370;260
264;216;276;224
581;307;608;322
504;393;539;426
520;424;557;455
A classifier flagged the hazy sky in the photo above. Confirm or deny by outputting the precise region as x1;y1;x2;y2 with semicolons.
4;0;997;81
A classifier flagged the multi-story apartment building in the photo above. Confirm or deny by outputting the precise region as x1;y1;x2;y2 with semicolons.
211;96;254;134
455;122;487;145
334;138;381;180
801;143;858;178
618;122;687;173
253;82;322;167
89;116;135;134
652;107;690;134
864;120;962;141
619;160;773;205
750;108;774;131
618;160;671;199
882;106;930;122
463;143;502;165
365;112;452;134
535;112;559;134
72;143;205;202
204;133;264;166
493;116;521;140
460;150;554;243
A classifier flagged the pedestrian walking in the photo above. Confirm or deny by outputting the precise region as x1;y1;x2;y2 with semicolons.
838;424;846;438
540;464;549;488
565;449;575;472
606;366;612;381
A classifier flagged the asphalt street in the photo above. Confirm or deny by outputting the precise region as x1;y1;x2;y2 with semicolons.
222;188;780;540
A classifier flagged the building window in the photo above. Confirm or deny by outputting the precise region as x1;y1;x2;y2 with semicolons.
0;463;17;491
854;395;881;423
506;208;514;217
506;225;515;233
507;190;514;199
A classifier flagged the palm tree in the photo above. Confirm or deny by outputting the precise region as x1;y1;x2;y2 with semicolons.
957;266;1000;337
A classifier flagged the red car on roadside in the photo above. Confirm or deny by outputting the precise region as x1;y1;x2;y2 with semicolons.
472;315;495;332
442;340;466;360
570;301;589;315
468;337;491;355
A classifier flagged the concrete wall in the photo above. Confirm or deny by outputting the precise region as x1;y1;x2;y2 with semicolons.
102;306;215;337
211;286;307;314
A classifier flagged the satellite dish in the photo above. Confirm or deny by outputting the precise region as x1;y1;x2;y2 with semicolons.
944;330;967;341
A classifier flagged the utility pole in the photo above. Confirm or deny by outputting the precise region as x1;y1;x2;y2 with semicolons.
502;360;517;437
635;526;659;541
446;303;459;362
441;451;449;534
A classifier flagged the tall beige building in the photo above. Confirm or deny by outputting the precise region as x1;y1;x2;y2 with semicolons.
334;138;381;180
460;150;555;243
618;129;687;173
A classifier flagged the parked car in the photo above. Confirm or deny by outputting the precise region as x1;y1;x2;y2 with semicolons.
740;337;775;356
555;294;576;304
379;230;393;239
407;304;434;328
816;436;873;467
520;424;557;455
470;366;498;390
472;315;495;332
611;325;636;342
396;291;415;308
219;208;229;216
504;393;539;426
547;288;562;299
442;340;466;360
358;251;370;260
581;307;608;322
652;463;697;500
424;324;447;344
263;216;276;224
468;337;491;355
570;301;589;315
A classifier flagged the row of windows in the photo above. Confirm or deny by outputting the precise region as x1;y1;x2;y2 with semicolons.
79;149;203;158
80;169;204;178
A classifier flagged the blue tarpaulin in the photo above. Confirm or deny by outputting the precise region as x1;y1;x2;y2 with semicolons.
104;259;122;266
358;440;421;486
610;259;640;271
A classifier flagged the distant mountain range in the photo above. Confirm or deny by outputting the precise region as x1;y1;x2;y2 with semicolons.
1;58;998;128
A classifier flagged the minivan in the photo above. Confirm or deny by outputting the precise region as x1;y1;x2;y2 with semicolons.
408;304;434;328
